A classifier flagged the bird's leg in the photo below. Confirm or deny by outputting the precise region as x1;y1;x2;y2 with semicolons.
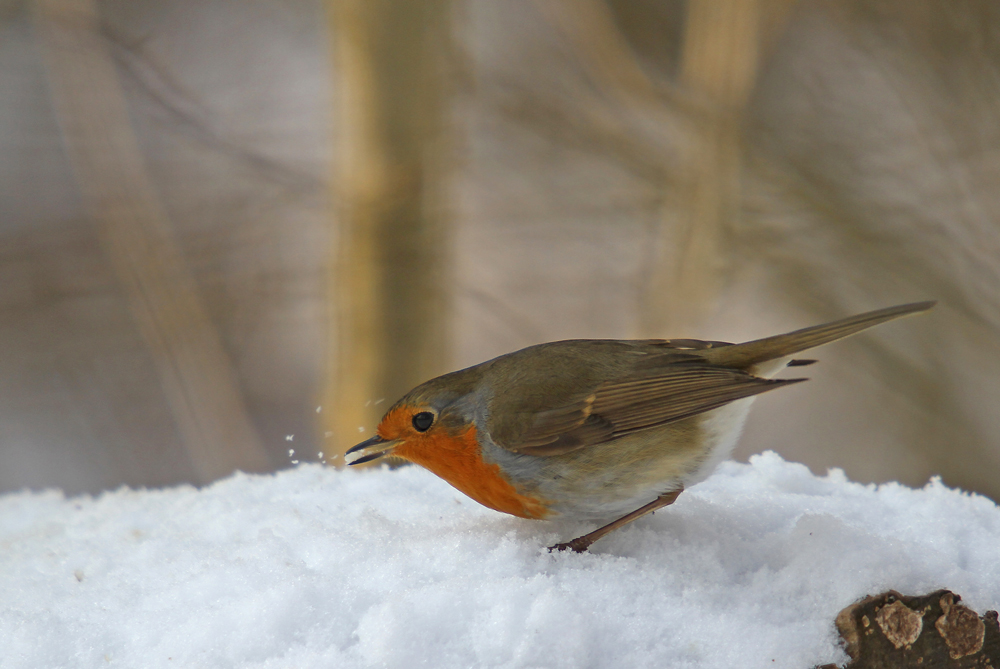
548;487;684;553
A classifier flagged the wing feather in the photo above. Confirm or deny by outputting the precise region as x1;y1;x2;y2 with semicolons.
594;368;802;435
506;365;802;455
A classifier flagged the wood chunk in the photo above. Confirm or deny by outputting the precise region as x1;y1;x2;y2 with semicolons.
829;590;1000;668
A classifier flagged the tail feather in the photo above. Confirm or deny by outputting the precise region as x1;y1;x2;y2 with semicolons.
702;301;936;369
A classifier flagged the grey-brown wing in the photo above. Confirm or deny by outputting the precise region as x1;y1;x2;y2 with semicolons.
504;394;613;456
591;366;802;435
508;365;803;456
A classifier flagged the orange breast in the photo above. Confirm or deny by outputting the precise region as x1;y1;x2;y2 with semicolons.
393;425;550;519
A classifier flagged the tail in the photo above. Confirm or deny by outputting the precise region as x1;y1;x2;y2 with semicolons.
701;301;936;369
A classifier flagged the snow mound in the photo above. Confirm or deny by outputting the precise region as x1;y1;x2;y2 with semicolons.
2;451;998;669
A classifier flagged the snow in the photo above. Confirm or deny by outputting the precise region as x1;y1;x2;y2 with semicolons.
2;451;999;669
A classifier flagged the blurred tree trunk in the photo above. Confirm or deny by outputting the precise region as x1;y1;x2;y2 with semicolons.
325;0;453;458
34;0;270;483
638;0;798;335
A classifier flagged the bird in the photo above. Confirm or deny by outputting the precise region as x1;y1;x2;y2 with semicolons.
346;301;935;552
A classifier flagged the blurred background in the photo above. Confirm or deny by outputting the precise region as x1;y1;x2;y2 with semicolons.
2;0;999;501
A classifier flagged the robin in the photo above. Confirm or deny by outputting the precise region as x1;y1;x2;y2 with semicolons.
346;301;934;552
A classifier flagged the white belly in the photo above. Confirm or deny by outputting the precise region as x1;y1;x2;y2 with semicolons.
681;396;756;487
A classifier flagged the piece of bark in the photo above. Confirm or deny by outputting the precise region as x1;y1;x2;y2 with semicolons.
827;589;1000;668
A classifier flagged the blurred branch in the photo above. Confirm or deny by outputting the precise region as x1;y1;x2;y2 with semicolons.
533;0;797;336
35;0;270;482
537;0;690;118
325;0;453;458
534;0;693;178
101;25;324;195
637;0;798;336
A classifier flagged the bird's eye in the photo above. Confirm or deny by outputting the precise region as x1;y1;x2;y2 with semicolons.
412;412;434;432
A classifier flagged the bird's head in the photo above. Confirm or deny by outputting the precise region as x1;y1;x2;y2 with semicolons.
344;368;482;466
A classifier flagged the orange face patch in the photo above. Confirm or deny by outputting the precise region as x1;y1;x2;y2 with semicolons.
378;405;550;520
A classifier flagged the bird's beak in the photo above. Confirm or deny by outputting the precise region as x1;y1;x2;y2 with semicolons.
345;434;400;465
